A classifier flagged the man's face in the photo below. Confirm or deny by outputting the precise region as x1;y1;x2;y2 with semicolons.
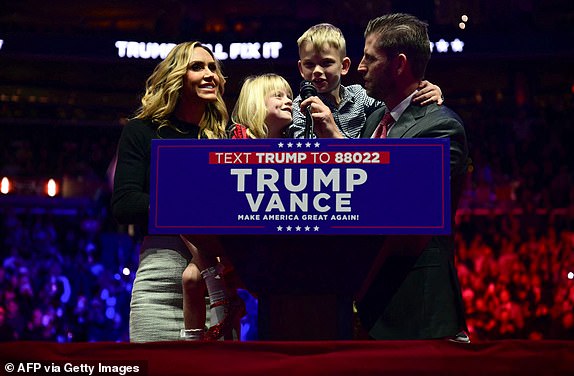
298;42;350;96
357;33;394;101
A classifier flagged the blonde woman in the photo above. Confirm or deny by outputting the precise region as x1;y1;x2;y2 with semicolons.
230;73;293;139
112;41;235;341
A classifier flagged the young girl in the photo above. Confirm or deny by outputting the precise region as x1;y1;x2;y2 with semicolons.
181;74;295;340
179;74;294;341
230;73;294;139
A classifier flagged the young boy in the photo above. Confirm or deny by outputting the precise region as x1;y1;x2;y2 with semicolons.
289;23;442;139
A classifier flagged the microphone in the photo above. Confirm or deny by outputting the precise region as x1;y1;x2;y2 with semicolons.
299;80;317;138
300;80;317;100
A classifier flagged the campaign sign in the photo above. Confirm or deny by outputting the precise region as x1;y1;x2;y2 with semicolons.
149;138;450;235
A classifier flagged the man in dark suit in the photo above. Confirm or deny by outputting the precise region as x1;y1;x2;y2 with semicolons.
317;13;469;340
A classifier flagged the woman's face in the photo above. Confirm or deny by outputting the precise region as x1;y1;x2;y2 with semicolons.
264;89;293;132
181;47;221;104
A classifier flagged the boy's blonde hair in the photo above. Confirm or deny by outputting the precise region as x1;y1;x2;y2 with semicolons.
297;23;347;58
134;41;228;139
232;74;293;139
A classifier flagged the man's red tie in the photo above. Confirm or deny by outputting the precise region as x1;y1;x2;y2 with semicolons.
373;111;394;138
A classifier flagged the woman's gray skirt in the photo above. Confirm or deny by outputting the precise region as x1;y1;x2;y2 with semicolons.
129;235;209;342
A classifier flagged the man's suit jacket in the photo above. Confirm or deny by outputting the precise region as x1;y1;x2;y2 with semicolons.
357;103;469;340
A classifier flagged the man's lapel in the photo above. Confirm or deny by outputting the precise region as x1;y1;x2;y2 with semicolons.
362;107;386;138
388;104;428;138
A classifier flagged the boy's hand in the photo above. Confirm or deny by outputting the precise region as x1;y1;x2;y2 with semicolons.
300;97;344;139
412;80;444;106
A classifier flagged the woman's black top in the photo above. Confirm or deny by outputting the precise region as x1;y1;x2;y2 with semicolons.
111;117;202;227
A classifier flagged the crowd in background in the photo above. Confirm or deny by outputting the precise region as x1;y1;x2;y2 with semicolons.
456;213;574;340
0;92;573;342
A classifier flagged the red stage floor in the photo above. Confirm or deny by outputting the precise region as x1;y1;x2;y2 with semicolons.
1;340;572;376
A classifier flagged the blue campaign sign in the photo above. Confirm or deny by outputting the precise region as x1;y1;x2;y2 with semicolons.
149;138;451;235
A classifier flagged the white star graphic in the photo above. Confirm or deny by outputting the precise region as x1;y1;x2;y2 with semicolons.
278;142;284;148
286;226;292;231
314;142;320;148
277;226;283;231
450;38;464;52
295;226;301;231
305;226;311;231
296;142;302;148
436;39;449;53
287;142;293;148
305;142;311;148
313;226;320;231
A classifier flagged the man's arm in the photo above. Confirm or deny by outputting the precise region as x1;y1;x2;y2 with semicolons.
415;109;469;179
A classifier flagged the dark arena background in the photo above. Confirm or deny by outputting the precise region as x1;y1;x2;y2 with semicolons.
0;1;573;375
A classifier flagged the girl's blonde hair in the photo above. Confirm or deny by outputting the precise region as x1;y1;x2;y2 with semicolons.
134;41;228;139
231;74;293;139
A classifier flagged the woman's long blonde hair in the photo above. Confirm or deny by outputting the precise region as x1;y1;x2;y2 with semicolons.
134;41;228;139
231;74;293;139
